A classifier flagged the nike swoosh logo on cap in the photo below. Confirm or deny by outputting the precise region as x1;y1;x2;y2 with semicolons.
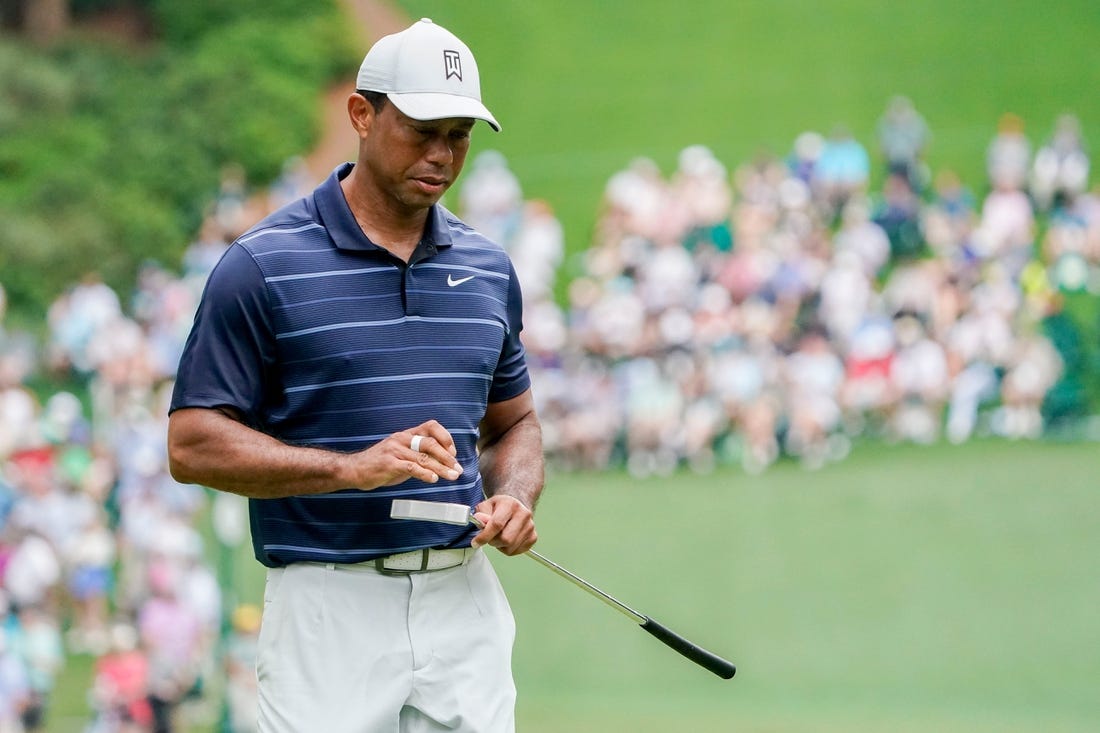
447;274;475;287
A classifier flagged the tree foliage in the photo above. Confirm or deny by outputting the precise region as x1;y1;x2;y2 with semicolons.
0;0;359;318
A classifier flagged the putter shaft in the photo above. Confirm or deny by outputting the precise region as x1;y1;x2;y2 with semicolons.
525;548;647;624
463;507;734;679
466;512;644;621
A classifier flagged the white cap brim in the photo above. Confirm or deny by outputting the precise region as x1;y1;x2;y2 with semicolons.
388;91;501;132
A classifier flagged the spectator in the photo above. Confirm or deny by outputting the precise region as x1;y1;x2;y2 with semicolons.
834;196;891;278
223;605;261;733
840;315;898;435
46;273;121;377
181;218;231;281
10;604;63;732
781;329;846;468
2;528;60;616
972;175;1035;273
812;125;871;220
888;313;950;443
597;156;669;247
994;335;1064;439
0;627;29;733
0;357;37;462
88;623;152;733
265;156;314;212
458;149;524;248
877;95;931;189
986;112;1031;191
873;171;925;260
65;508;115;655
921;169;977;265
210;164;254;240
707;339;782;474
1038;295;1093;427
508;200;565;305
621;357;684;477
819;249;877;350
138;559;203;733
1031;113;1090;212
671;144;734;253
787;131;824;184
1041;206;1092;293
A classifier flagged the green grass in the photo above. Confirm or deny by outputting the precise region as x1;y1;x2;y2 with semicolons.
498;439;1100;732
398;0;1100;268
49;439;1100;731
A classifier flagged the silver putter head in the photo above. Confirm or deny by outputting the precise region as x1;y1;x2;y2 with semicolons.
390;499;473;526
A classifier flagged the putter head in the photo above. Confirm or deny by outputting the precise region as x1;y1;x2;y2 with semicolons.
390;499;473;526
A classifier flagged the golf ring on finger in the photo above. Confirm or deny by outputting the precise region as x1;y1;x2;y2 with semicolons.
410;435;425;453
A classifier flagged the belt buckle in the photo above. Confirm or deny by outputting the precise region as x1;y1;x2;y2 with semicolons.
373;548;469;575
374;548;430;576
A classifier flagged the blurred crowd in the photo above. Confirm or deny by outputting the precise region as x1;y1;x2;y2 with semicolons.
462;100;1098;475
0;103;1095;730
0;159;310;731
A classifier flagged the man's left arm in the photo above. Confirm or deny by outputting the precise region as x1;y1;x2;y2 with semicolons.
473;388;544;556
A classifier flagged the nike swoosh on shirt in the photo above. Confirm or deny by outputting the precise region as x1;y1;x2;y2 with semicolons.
447;274;475;287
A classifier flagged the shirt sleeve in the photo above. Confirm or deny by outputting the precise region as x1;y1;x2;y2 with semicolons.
169;244;277;426
487;259;532;403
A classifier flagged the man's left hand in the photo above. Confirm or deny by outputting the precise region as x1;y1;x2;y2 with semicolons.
472;495;537;556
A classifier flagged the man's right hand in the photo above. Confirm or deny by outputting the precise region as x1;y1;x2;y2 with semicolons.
353;419;464;489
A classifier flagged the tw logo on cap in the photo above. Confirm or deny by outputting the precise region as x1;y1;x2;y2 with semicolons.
443;49;462;81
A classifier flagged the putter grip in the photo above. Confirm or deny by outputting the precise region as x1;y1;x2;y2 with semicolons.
640;617;736;679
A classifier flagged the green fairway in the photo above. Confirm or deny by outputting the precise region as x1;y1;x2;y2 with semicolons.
493;439;1100;732
398;0;1100;263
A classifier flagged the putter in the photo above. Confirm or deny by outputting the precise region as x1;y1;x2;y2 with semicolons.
390;499;736;680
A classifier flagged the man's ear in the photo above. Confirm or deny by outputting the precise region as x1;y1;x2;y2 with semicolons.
348;93;375;138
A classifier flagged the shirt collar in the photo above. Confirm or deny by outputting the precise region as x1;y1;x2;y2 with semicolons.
314;163;454;254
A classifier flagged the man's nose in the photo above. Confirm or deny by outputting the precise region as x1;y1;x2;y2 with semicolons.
424;134;454;165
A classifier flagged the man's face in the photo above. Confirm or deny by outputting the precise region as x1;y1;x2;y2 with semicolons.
362;100;475;214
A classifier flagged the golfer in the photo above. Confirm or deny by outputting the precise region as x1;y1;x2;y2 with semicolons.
167;18;544;732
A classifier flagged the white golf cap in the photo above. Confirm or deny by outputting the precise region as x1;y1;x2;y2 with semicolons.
356;18;500;132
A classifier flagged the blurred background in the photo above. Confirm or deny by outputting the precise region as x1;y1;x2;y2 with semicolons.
0;0;1098;731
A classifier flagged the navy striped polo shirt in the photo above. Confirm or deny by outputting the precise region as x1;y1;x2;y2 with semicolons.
171;163;530;567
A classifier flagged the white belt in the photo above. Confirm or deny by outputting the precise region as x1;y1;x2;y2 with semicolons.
369;547;476;575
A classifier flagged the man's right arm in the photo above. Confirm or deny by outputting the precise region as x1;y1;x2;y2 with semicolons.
168;244;462;497
167;407;465;498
